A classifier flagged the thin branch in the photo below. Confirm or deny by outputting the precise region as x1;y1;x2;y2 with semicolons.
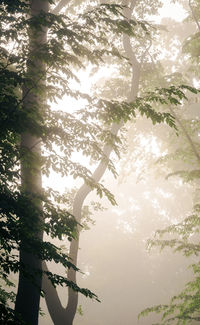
64;122;122;323
63;1;142;320
42;123;122;325
64;2;142;321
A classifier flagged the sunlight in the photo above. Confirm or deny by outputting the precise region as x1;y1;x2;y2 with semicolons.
193;78;200;88
44;64;117;192
159;1;187;22
81;266;91;279
152;0;187;22
139;135;161;157
156;188;173;199
45;0;187;194
116;219;134;234
4;2;199;325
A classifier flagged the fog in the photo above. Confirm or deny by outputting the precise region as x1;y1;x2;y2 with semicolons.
2;0;200;323
36;0;200;324
40;161;196;324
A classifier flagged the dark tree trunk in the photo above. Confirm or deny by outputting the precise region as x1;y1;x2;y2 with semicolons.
15;1;49;324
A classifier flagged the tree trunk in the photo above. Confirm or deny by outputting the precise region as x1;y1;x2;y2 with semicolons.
43;1;142;324
15;1;49;324
43;123;121;325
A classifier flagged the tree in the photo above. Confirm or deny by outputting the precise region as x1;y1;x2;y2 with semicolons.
14;1;49;323
0;1;138;323
42;0;166;322
1;0;102;323
41;1;200;324
136;0;200;323
1;0;199;324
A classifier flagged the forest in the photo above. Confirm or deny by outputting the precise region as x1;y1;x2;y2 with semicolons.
1;0;200;324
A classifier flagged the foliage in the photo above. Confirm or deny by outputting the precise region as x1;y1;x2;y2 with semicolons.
139;205;200;324
107;0;200;323
76;304;84;316
1;0;142;319
1;0;200;323
0;303;26;325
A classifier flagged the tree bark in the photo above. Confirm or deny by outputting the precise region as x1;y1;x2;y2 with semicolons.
15;1;49;324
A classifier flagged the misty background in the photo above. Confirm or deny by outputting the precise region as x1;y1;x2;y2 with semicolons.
38;0;200;324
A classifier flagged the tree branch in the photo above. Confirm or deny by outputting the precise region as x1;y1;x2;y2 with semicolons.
42;262;66;325
42;122;122;325
64;122;122;324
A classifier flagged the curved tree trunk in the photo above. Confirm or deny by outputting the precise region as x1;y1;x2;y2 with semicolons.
15;1;48;324
43;124;122;325
43;1;142;324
